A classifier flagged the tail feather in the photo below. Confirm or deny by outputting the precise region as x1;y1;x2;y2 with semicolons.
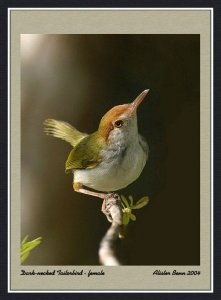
43;119;87;147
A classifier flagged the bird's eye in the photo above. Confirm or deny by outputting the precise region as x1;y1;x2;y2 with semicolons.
114;120;124;128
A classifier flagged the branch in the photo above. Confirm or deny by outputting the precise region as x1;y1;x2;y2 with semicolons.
99;194;123;266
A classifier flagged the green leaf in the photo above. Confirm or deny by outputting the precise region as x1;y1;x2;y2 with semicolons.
21;235;29;245
131;196;149;209
21;252;30;264
120;195;129;208
20;236;42;264
120;199;126;209
123;213;130;225
128;195;133;207
130;213;136;221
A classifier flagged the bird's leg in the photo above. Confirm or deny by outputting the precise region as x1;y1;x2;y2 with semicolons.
73;182;107;199
73;183;119;222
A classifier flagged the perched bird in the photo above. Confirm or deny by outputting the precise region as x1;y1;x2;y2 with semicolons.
44;90;149;204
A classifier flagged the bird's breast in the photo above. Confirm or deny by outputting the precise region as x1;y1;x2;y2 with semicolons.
73;136;148;192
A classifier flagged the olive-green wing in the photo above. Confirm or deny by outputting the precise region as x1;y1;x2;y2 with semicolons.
65;132;105;172
44;119;87;147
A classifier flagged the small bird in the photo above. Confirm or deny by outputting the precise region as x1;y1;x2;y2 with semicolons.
44;89;149;205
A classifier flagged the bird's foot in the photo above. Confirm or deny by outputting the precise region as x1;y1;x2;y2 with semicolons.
101;201;113;223
101;193;120;223
106;192;120;201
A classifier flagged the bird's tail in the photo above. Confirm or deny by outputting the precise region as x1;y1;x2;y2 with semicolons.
43;119;88;147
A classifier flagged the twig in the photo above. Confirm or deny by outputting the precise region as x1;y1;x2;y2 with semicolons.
99;194;123;266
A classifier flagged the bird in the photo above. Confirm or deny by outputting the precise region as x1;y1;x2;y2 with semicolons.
43;89;149;206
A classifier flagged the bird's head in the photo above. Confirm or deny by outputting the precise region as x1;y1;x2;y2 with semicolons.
98;89;149;144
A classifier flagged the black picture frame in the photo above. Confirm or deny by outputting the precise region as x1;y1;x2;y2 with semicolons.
0;0;220;299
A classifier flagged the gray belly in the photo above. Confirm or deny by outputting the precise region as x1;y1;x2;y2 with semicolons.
73;138;148;192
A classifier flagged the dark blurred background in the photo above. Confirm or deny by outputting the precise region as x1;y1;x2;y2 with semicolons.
21;34;200;265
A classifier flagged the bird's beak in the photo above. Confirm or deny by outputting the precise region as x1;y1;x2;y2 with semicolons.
128;89;150;116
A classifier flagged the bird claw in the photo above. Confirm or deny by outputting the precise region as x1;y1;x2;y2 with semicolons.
102;193;120;222
101;199;113;223
105;192;120;200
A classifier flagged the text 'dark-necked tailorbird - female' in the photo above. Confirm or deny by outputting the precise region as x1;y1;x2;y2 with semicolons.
44;89;149;205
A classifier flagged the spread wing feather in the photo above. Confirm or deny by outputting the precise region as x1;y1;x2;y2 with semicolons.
43;119;87;147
